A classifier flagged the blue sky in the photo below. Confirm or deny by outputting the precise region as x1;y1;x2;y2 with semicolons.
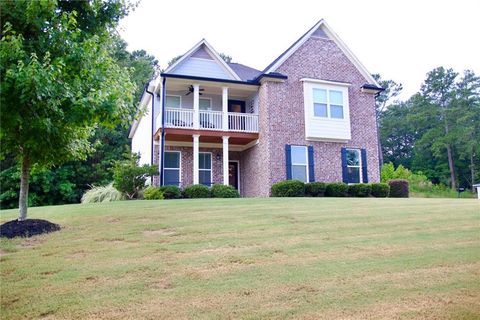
119;0;480;101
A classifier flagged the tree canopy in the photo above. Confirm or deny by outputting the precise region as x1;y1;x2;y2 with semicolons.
0;0;139;219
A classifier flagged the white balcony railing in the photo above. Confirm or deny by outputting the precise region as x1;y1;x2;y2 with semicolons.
228;112;259;133
163;108;258;133
199;110;223;130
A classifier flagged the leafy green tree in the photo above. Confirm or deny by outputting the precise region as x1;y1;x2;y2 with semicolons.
372;74;403;165
0;0;136;220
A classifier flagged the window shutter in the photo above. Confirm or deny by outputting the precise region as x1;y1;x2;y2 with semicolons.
285;144;292;180
361;148;368;183
341;147;348;183
308;146;315;182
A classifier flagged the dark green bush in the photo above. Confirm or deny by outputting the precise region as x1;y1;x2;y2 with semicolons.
305;182;326;197
143;186;164;200
159;185;182;199
371;183;390;197
388;179;409;198
325;182;348;197
211;184;239;198
271;180;305;197
184;184;210;198
348;183;372;197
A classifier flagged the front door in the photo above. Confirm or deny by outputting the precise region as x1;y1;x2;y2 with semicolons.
229;161;239;190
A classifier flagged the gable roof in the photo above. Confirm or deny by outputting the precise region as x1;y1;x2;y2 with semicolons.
163;39;242;81
263;19;380;87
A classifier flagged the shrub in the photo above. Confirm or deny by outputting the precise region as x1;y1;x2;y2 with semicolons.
371;183;390;197
388;179;409;198
112;153;158;199
325;182;348;197
348;183;372;197
305;182;327;197
81;183;124;203
271;180;305;197
211;184;239;198
143;186;164;200
159;185;182;199
184;184;210;198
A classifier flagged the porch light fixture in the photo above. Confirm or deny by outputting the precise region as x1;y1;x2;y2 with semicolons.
216;153;222;161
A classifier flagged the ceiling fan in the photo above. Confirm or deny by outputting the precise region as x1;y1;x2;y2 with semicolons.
185;85;204;96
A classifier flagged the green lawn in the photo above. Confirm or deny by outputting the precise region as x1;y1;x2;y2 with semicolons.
1;198;479;319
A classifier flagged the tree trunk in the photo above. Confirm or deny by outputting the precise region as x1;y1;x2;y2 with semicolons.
471;152;475;192
18;156;30;221
446;144;456;189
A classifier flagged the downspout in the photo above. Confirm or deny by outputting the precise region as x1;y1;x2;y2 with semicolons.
159;77;166;186
374;91;382;175
145;84;155;184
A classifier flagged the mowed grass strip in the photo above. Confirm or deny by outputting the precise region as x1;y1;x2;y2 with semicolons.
1;198;479;319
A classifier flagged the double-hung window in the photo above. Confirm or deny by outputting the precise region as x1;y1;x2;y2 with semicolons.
346;149;361;183
286;145;314;183
291;146;309;182
164;151;181;186
199;152;212;186
313;88;344;119
166;95;181;109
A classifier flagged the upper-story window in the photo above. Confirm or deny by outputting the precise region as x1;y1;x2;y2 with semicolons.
302;79;351;141
313;89;344;119
199;98;212;110
166;95;181;108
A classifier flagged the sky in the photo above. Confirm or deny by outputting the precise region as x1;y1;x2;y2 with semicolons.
118;0;480;101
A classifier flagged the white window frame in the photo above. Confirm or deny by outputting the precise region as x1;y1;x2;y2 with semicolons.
198;152;212;186
346;148;362;184
199;97;212;110
163;151;182;187
291;145;310;183
166;95;182;109
312;88;345;119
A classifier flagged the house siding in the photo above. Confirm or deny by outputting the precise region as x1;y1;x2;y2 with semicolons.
263;36;380;186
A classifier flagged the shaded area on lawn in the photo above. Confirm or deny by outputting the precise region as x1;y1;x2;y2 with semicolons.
0;219;60;238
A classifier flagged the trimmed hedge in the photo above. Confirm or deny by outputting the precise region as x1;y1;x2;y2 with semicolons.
305;182;326;197
348;183;372;197
143;186;164;200
271;180;305;197
211;184;239;198
371;183;390;197
325;182;348;197
184;184;210;198
159;185;182;199
388;179;409;198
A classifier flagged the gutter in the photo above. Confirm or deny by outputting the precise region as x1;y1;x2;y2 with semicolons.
159;77;166;186
144;84;155;184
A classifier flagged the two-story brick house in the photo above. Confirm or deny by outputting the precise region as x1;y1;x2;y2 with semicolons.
129;19;383;197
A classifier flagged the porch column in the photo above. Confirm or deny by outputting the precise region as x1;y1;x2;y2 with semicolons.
193;84;200;129
222;136;229;185
222;86;228;131
193;134;200;185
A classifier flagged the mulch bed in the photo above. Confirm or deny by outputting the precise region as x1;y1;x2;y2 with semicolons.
0;219;61;239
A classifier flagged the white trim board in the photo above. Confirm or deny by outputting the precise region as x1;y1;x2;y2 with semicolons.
164;39;241;81
265;19;380;87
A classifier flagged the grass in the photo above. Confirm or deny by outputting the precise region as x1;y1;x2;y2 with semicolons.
1;198;479;319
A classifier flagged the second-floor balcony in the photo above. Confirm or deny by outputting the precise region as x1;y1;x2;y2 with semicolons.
164;108;258;133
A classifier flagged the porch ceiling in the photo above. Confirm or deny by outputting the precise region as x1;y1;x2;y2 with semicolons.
165;77;258;98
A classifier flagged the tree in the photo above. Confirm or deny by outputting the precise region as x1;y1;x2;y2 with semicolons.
372;74;403;165
112;154;157;199
416;67;458;188
0;0;136;220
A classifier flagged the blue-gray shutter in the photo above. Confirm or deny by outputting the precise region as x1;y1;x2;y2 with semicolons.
285;144;292;180
341;148;348;183
308;146;315;182
361;148;368;183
